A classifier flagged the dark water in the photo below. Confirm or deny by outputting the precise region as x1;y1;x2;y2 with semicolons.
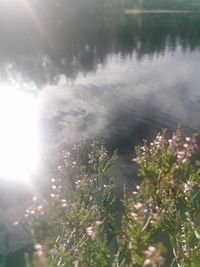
1;1;200;259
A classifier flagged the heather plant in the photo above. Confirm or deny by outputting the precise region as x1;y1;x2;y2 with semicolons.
22;140;117;267
119;128;200;266
21;128;200;267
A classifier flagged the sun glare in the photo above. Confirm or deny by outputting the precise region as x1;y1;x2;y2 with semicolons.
0;86;39;182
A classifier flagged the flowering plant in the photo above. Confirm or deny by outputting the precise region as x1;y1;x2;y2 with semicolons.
120;128;200;266
22;129;200;266
23;140;117;267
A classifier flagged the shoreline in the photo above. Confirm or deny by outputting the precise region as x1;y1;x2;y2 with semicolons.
125;9;200;14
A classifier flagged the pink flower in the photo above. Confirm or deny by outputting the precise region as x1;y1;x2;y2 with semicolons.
34;244;44;258
35;244;42;250
182;158;187;164
131;212;138;220
134;203;142;209
168;139;172;145
86;226;96;240
143;259;152;266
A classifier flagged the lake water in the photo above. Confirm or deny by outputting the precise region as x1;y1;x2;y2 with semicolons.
1;1;200;256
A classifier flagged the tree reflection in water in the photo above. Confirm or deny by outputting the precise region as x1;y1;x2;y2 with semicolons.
0;1;200;85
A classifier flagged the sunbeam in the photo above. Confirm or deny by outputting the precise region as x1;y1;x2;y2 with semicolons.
0;86;39;183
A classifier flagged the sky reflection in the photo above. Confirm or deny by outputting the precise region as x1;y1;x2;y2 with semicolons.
1;31;200;184
38;48;200;155
0;85;39;182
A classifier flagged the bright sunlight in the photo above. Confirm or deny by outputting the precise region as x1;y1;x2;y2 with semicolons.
0;86;39;182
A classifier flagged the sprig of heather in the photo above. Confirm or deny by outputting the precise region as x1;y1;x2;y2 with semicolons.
21;140;117;267
120;128;200;267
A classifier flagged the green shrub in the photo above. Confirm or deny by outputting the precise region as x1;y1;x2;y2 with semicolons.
22;128;200;266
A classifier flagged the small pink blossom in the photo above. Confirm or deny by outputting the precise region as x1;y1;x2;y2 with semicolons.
34;244;44;258
184;182;190;193
86;226;96;240
134;203;142;209
182;158;187;164
144;246;156;257
131;212;138;220
168;139;172;145
143;259;152;266
35;244;42;250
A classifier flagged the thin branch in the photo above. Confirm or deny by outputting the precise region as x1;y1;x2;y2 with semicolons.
141;214;152;232
169;257;176;267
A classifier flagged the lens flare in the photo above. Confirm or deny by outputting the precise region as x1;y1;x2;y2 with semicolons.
0;86;39;182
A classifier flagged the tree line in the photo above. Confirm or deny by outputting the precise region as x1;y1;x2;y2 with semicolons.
124;0;200;10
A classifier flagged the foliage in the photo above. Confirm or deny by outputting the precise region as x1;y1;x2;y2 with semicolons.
119;128;200;266
23;140;117;267
21;128;200;266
